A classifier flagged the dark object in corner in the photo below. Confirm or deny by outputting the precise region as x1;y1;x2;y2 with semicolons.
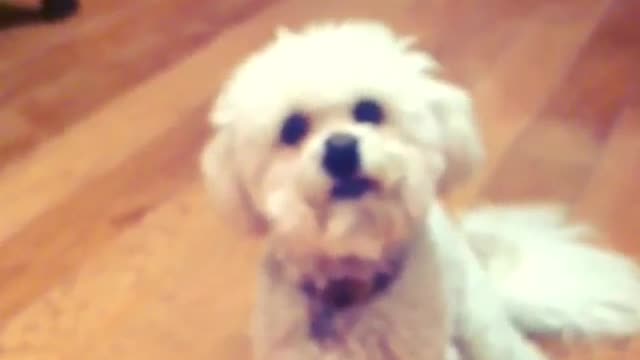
0;0;78;31
42;0;79;21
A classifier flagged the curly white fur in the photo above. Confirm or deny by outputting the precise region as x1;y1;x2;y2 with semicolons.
461;204;640;339
200;20;640;360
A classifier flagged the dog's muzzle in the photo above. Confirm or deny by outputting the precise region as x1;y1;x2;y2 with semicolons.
322;133;377;200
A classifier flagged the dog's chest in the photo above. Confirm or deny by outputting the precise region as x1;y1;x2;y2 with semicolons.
251;254;448;359
255;299;445;360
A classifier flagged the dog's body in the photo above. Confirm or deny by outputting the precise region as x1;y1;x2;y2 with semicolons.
252;213;446;360
201;20;640;360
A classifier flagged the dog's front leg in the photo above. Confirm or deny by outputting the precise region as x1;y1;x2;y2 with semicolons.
430;203;547;360
453;288;547;360
454;248;546;360
446;344;460;360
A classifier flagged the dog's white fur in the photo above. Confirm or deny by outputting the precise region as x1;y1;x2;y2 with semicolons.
200;20;640;360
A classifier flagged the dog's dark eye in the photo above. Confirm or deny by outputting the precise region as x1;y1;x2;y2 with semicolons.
280;112;310;146
353;99;384;125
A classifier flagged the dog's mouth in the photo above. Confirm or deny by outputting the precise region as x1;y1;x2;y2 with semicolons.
330;177;378;200
302;272;395;342
301;272;393;310
299;253;406;342
299;251;406;308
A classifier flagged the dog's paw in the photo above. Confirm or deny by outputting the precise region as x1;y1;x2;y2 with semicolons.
446;345;460;360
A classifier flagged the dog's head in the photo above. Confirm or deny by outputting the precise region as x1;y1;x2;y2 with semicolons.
201;20;483;288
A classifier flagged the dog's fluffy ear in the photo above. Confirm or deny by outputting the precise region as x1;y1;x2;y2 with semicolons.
200;107;268;237
429;81;485;194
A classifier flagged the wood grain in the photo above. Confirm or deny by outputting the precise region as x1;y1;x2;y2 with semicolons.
446;0;610;210
0;0;638;359
0;0;273;167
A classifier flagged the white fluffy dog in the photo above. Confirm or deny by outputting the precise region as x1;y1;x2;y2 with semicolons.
200;20;640;360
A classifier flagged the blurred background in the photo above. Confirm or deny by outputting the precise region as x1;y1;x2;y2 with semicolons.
0;0;639;359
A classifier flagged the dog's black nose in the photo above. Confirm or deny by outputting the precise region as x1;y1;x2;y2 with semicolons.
322;133;360;180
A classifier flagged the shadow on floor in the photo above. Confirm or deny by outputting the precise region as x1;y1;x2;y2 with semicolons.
0;3;43;31
0;1;78;31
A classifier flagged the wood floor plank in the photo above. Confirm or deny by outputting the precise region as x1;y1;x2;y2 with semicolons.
0;104;209;321
424;0;548;85
0;0;154;68
0;0;272;168
446;0;610;211
0;184;262;360
478;0;638;206
0;19;273;242
0;0;264;77
572;98;640;257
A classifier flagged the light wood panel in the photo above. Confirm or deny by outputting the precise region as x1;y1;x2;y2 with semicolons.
0;0;638;359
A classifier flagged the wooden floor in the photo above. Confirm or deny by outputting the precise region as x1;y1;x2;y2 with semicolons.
1;0;639;359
